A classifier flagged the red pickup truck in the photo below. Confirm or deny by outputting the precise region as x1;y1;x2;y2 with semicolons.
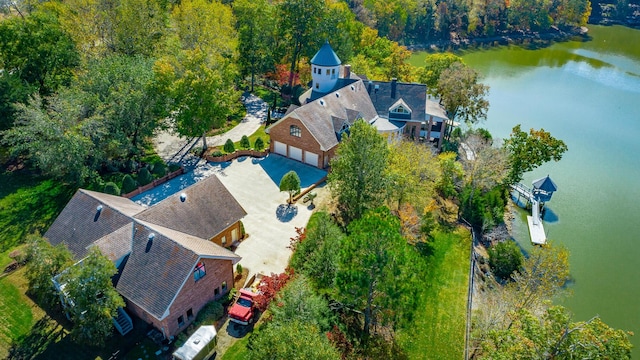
228;289;258;325
228;273;263;326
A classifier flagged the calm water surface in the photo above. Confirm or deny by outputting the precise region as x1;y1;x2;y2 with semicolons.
413;25;640;351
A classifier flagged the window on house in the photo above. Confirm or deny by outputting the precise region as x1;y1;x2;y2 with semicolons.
194;261;206;281
313;67;316;74
221;236;227;246
222;281;227;291
315;82;319;89
178;315;185;327
214;287;220;296
290;125;301;137
332;69;335;74
187;308;194;320
326;69;330;75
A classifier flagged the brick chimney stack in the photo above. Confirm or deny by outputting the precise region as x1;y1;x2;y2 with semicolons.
344;64;351;79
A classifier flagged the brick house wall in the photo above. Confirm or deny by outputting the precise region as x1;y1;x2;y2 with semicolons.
209;221;243;248
269;117;333;168
124;257;234;339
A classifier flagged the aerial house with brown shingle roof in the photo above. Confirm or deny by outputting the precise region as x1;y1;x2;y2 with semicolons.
44;175;246;339
267;41;450;168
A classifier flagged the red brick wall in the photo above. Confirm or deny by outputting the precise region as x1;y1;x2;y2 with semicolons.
269;117;333;168
124;258;234;339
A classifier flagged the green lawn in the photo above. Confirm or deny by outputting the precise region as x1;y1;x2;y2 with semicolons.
220;335;251;360
0;268;46;359
0;171;75;251
398;227;471;359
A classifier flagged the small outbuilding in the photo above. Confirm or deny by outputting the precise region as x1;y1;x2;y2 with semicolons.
172;325;217;360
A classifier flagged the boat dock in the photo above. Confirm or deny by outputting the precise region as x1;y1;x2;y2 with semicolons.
510;176;557;246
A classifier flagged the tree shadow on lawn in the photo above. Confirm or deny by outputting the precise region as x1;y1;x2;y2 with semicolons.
275;204;298;222
8;295;147;360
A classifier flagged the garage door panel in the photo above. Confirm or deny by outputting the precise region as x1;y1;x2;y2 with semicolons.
304;151;318;167
274;141;287;156
289;146;302;161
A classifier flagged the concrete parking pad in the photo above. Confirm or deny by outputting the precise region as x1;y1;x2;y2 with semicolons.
214;154;327;276
132;154;327;276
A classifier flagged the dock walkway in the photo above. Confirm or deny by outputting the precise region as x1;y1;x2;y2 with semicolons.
510;184;547;245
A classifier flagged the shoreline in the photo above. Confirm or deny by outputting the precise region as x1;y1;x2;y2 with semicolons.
407;26;589;53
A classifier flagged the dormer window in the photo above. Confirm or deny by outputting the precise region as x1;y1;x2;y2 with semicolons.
393;105;409;114
290;125;301;137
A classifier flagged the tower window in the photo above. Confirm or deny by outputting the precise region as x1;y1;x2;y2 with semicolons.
332;69;335;74
290;125;301;137
315;83;319;89
326;69;330;75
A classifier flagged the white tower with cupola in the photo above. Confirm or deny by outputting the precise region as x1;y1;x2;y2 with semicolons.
310;41;341;94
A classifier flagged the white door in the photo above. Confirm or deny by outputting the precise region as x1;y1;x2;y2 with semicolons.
274;141;287;156
289;146;303;161
304;151;318;167
232;228;239;242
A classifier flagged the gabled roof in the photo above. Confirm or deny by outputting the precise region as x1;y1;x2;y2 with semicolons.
389;98;412;113
368;80;427;122
269;79;378;151
45;175;245;321
44;189;143;260
116;222;200;320
310;41;341;66
134;175;247;240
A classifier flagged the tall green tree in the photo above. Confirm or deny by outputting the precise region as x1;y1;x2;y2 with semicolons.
269;275;333;331
417;53;463;94
503;124;568;184
2;93;99;183
233;0;276;91
247;320;340;360
25;234;74;307
60;247;124;346
277;0;326;88
78;55;168;158
329;120;389;223
0;10;78;128
336;207;418;338
386;139;440;213
488;240;523;281
158;0;239;149
437;62;490;135
481;306;632;359
290;211;344;290
279;170;301;204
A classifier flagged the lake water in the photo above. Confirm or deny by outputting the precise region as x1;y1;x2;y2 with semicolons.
411;25;640;351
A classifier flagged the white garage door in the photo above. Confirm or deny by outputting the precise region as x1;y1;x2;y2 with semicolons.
274;141;287;156
289;146;303;162
304;151;318;167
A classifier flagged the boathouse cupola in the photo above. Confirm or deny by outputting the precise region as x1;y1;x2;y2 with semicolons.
310;41;341;94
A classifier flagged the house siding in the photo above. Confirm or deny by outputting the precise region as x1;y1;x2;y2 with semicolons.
210;221;243;248
269;117;326;168
125;258;234;339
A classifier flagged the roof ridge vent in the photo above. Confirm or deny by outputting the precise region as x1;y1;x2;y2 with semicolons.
319;99;325;106
180;192;187;202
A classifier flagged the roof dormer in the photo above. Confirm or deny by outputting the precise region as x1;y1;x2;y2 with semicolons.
389;99;412;120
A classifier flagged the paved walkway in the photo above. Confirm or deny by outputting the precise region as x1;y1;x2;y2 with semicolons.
152;92;268;168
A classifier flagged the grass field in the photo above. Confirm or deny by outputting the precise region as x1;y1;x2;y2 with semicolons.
398;227;471;359
0;267;46;359
0;171;75;252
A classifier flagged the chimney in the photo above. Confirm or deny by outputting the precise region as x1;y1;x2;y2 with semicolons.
391;78;397;99
344;64;351;79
